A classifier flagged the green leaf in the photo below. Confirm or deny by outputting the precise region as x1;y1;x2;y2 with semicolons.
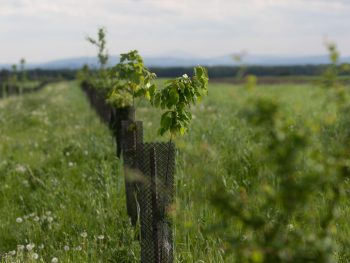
169;88;179;105
160;111;173;130
145;90;151;100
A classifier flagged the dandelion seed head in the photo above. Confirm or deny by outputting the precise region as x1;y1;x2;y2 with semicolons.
16;217;23;223
75;245;82;251
15;165;26;173
51;257;58;263
64;245;70;251
26;243;35;251
80;231;87;238
17;245;24;251
287;224;295;231
97;235;105;240
34;216;40;222
32;253;39;260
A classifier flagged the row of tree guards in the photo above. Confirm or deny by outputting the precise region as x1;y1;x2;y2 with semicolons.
0;81;50;99
81;81;175;263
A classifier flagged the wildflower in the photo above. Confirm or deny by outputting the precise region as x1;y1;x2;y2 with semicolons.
68;162;74;167
75;246;82;251
64;245;70;251
97;235;105;240
80;231;88;238
182;74;189;78
51;257;58;263
17;245;25;251
32;253;39;260
34;216;40;222
16;217;23;223
47;216;54;223
15;165;26;173
26;243;35;251
9;250;16;256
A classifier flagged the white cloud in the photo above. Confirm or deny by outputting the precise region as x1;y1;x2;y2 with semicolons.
0;0;349;62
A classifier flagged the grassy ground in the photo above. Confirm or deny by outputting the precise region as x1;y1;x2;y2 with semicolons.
0;82;138;262
1;80;349;262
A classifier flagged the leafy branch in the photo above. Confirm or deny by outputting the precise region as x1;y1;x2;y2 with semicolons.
151;66;209;137
87;27;109;70
107;50;157;109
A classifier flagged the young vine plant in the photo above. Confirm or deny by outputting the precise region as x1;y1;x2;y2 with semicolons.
86;27;111;90
151;66;209;137
107;50;157;109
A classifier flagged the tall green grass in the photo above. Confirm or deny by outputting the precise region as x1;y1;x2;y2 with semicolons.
1;81;350;262
0;82;138;262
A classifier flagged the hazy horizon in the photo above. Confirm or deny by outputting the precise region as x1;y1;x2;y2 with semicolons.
1;0;350;64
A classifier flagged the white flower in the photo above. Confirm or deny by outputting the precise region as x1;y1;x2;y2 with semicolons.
46;211;52;216
16;217;23;223
64;245;70;251
26;243;35;251
34;216;40;222
68;162;74;167
47;217;53;223
32;253;39;260
38;244;44;249
287;224;295;231
9;250;16;256
15;165;26;173
80;231;87;238
51;257;58;263
65;152;70;156
97;235;105;240
29;213;35;217
182;74;189;78
75;246;82;251
17;245;25;251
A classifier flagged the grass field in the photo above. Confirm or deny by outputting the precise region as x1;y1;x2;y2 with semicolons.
1;80;350;262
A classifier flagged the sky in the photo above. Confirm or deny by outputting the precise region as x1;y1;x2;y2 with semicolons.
0;0;350;63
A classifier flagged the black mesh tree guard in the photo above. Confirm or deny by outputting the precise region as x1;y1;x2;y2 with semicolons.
111;106;135;158
94;90;112;124
121;121;144;226
137;142;175;263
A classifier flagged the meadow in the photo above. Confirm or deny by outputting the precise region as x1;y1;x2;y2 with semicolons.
1;79;350;262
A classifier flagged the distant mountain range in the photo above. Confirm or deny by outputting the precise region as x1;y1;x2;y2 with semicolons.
1;54;350;69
